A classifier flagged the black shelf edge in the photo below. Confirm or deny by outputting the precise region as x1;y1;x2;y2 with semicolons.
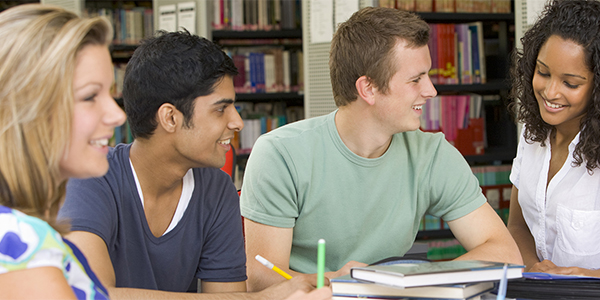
236;92;303;102
237;153;250;160
434;80;509;92
416;229;455;240
416;12;514;22
464;147;516;164
110;44;138;52
212;29;302;40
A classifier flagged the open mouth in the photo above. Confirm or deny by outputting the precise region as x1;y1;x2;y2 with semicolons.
412;105;423;110
218;139;231;145
90;138;109;147
545;99;566;109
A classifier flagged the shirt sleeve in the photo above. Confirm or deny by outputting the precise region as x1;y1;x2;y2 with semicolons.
425;138;487;221
58;176;118;248
239;135;299;228
0;210;66;273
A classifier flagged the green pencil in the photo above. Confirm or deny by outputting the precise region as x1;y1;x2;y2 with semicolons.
317;239;326;288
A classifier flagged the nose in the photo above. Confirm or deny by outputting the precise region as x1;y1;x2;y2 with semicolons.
422;75;438;99
544;78;561;100
105;96;127;127
228;105;244;132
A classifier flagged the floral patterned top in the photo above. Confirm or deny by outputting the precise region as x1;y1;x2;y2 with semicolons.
0;205;108;299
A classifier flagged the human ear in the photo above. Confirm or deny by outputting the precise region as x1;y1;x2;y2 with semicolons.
156;103;180;133
355;75;376;106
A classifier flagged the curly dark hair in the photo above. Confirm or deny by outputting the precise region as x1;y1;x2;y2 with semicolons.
509;0;600;172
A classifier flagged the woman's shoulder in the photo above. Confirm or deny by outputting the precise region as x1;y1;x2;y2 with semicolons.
0;205;66;267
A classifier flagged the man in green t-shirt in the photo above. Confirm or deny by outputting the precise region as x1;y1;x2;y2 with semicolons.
240;6;523;292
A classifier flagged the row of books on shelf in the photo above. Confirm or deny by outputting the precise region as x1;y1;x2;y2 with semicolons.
226;48;304;94
471;164;510;187
111;121;133;146
109;46;304;99
428;22;487;85
84;7;153;45
232;102;304;153
421;94;485;156
212;0;301;31
473;164;512;218
112;63;127;99
378;0;512;13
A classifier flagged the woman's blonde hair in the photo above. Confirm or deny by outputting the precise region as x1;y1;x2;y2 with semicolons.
0;4;112;230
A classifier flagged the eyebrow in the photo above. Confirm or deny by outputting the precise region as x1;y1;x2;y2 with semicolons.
212;98;235;106
73;82;102;92
536;59;587;80
409;71;428;81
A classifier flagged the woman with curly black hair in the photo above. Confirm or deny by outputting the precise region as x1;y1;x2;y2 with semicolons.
508;0;600;277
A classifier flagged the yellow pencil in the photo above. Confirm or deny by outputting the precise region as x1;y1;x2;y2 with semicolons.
255;254;293;280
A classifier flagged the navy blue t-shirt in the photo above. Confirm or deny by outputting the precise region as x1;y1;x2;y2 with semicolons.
59;144;247;292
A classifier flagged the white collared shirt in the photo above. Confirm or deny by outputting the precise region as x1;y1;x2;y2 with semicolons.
510;128;600;269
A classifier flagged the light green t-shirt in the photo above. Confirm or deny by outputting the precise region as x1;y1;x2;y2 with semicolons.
240;110;485;273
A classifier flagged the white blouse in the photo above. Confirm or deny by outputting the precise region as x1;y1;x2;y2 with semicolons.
510;129;600;269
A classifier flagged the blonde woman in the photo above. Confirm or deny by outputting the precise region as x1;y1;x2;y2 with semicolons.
0;4;126;299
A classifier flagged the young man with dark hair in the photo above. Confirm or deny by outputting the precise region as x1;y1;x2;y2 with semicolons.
59;31;330;300
241;7;523;292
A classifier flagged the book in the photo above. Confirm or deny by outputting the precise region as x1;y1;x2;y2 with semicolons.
350;260;524;288
332;274;493;299
507;276;600;299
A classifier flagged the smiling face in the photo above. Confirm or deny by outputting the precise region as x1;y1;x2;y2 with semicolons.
533;35;594;131
373;41;437;134
59;45;127;179
175;76;244;168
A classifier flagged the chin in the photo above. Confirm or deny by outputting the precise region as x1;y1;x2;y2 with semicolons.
72;165;109;179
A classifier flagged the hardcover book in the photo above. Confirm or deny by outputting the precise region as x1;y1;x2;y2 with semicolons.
350;260;524;288
332;274;493;299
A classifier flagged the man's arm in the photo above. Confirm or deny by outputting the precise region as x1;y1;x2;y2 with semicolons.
244;218;366;292
447;202;523;264
506;186;540;270
244;218;300;292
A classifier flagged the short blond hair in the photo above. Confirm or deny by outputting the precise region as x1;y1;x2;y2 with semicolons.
0;4;112;230
330;7;430;106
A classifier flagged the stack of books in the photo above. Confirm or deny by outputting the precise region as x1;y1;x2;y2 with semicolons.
332;260;524;300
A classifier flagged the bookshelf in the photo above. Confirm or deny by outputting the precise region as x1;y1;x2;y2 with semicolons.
209;1;304;187
420;8;517;243
0;0;39;12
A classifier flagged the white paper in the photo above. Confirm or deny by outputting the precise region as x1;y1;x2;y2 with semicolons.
310;0;333;44
334;0;359;30
177;2;196;34
527;0;549;25
159;4;177;32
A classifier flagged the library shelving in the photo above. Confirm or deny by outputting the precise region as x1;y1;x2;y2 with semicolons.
411;5;517;244
83;0;156;146
0;0;38;12
210;1;304;184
